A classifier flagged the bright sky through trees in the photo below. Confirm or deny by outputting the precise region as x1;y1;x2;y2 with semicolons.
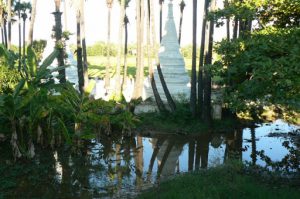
12;0;225;46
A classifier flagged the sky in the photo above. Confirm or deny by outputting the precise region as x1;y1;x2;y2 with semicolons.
11;0;226;47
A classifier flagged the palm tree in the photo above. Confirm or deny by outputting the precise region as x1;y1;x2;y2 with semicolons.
224;0;230;41
159;0;164;42
198;0;209;117
132;0;144;99
105;0;114;89
14;0;21;70
0;1;6;46
75;1;84;93
53;0;66;83
7;0;11;50
122;0;130;90
115;0;126;100
21;2;32;57
0;1;7;48
79;0;88;91
28;0;37;45
178;0;185;45
190;0;197;117
122;14;129;89
149;0;166;111
69;0;85;93
203;0;216;124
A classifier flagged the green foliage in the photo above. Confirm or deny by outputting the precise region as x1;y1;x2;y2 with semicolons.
211;0;300;29
213;27;300;116
0;46;139;158
81;42;118;57
31;40;47;63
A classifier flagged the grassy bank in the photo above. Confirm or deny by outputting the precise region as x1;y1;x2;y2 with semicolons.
87;56;193;78
138;165;300;199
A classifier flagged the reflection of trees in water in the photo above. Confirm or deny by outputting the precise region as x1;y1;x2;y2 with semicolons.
250;127;257;165
224;129;243;163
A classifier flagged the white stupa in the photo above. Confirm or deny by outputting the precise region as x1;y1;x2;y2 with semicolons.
144;0;190;102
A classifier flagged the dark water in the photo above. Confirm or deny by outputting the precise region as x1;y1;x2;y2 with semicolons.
0;120;299;198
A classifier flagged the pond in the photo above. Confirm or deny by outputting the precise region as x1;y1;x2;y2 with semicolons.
0;120;299;198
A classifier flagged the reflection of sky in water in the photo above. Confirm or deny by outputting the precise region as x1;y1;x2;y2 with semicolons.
242;120;297;167
50;120;299;196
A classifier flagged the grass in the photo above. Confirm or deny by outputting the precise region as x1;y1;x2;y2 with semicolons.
138;164;300;199
87;56;194;78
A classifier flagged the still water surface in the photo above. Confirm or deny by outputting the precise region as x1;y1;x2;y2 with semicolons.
2;120;299;198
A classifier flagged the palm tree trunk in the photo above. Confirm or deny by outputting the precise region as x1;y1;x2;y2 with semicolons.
80;0;89;91
115;0;125;100
76;10;84;94
150;0;166;111
3;19;7;48
1;27;4;45
159;0;163;42
7;0;11;50
224;0;230;41
198;0;210;117
178;0;185;45
53;0;66;83
203;0;216;124
122;14;128;90
18;9;22;71
105;5;112;89
233;17;238;39
190;0;197;117
28;0;37;45
133;0;143;99
22;17;26;57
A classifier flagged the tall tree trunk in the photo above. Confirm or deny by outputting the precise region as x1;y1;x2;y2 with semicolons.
233;17;238;39
133;0;144;99
80;0;89;91
190;0;197;117
198;0;210;118
224;0;230;41
159;0;163;43
122;14;128;90
203;0;216;124
178;0;185;45
105;2;113;89
157;63;176;112
7;0;11;50
76;9;84;94
22;16;26;58
115;0;125;100
1;27;4;45
18;7;22;71
53;0;66;83
28;0;37;45
150;0;166;111
3;18;7;48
